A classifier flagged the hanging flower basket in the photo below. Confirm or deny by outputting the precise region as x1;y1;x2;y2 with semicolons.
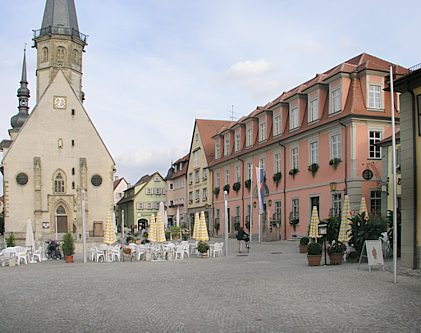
272;172;282;186
213;187;220;196
329;158;342;169
308;163;319;177
244;179;251;190
223;184;230;193
233;181;241;192
289;168;299;178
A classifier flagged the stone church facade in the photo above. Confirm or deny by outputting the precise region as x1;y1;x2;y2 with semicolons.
0;0;115;241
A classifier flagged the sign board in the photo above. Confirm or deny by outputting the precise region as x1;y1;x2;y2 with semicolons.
359;240;384;271
42;222;50;229
362;169;373;180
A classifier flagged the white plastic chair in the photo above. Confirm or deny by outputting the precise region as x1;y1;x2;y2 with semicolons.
215;242;224;257
14;246;28;265
181;241;190;258
95;247;105;262
175;244;184;260
32;246;43;262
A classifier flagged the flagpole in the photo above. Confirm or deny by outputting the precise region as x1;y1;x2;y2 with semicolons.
390;66;398;284
249;170;253;243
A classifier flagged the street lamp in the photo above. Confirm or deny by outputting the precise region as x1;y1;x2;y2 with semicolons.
318;221;328;265
224;190;228;256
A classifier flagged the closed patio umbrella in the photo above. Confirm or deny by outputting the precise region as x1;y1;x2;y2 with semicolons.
148;214;157;243
103;215;117;245
155;211;166;243
308;206;321;240
192;212;200;240
338;195;352;243
176;207;180;227
359;196;369;220
197;211;209;242
25;218;35;249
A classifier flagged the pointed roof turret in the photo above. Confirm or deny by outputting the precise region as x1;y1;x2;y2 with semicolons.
11;48;30;132
33;0;87;43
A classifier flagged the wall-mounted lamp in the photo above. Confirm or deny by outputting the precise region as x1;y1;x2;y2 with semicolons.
329;182;337;192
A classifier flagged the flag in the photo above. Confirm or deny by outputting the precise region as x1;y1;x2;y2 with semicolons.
255;167;264;214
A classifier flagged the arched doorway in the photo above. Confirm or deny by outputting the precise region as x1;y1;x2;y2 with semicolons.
56;205;68;233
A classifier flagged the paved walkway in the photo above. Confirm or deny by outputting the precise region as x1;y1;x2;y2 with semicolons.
0;239;420;333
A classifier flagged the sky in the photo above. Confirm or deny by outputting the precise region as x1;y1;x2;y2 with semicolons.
0;0;420;187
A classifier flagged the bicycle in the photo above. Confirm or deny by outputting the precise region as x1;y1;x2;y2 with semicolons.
44;240;63;260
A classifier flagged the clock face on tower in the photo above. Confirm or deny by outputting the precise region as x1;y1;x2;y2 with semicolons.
53;96;67;109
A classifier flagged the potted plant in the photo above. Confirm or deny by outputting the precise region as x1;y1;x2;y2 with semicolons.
233;181;241;192
62;232;75;263
307;241;322;266
272;172;282;187
244;179;251;191
6;233;15;247
223;184;230;194
171;225;180;240
213;187;220;197
329;158;342;169
328;241;345;265
197;240;210;257
289;168;299;178
299;236;310;253
308;163;319;177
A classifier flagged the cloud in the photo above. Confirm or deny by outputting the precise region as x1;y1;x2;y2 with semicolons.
226;59;273;78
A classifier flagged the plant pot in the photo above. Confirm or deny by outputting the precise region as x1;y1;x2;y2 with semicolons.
329;252;343;265
135;239;141;245
65;255;74;263
200;252;208;258
307;254;322;266
299;245;308;253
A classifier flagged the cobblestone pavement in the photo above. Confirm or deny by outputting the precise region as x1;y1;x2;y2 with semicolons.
0;239;420;333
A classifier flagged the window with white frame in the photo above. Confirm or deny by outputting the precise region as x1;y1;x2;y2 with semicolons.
290;108;299;130
368;84;382;109
195;189;200;202
331;88;341;114
273;114;281;136
202;188;208;201
308;98;319;122
370;190;381;214
274;152;281;173
246;161;252;180
309;140;319;165
224;135;230;156
292;198;299;220
215;143;220;159
225;168;230;185
188;173;193;185
369;130;382;159
291;147;299;169
331;134;341;159
259;121;267;142
331;193;342;217
215;172;220;188
259;158;266;175
235;132;240;151
202;168;208;180
246;127;253;147
235;165;241;182
195;169;200;183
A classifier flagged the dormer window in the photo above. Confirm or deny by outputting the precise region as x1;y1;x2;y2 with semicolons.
246;127;253;147
368;84;382;109
308;98;319;123
290;108;299;130
224;136;230;156
235;132;240;152
215;143;221;159
331;88;341;114
273;114;281;136
259;121;266;142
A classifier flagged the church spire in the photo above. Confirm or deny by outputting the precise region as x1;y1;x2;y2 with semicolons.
10;47;30;133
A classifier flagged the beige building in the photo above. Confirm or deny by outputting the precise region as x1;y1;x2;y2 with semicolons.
186;119;233;233
0;0;115;241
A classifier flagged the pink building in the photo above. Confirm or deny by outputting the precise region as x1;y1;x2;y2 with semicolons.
209;53;407;240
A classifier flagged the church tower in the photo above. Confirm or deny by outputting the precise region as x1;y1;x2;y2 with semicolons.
1;0;115;242
33;0;87;102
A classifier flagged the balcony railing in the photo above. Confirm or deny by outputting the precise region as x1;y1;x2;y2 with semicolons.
409;62;421;72
33;26;88;42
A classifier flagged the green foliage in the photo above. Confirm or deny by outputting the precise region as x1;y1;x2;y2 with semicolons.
289;168;299;178
170;225;180;239
272;172;282;186
326;216;341;244
165;230;171;240
329;158;342;169
143;231;148;239
62;232;75;257
244;179;251;190
223;184;230;193
6;233;15;247
213;187;220;196
349;213;387;256
197;240;209;253
308;163;319;177
300;236;310;246
307;241;322;255
328;241;346;254
233;182;241;192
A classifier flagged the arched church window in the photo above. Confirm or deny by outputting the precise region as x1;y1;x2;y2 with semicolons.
53;171;66;193
56;205;66;215
42;47;48;62
73;49;79;65
57;46;65;59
